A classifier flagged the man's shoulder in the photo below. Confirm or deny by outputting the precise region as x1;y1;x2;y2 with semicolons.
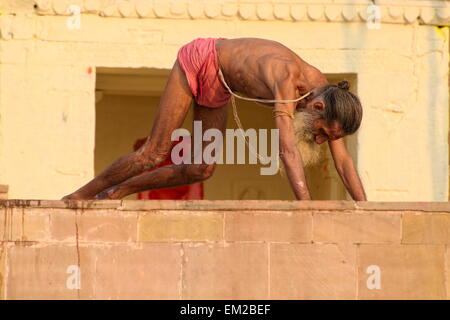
261;55;302;79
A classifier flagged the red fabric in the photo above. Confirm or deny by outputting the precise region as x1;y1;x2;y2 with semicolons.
133;137;203;200
177;37;231;108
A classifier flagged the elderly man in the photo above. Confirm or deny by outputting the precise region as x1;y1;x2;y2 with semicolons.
63;37;367;201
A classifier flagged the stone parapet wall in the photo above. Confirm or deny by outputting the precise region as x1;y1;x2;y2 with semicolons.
0;200;449;299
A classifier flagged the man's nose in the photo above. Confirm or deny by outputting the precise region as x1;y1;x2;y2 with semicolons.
315;135;328;144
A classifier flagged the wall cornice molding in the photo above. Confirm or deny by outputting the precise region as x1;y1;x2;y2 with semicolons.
32;0;450;27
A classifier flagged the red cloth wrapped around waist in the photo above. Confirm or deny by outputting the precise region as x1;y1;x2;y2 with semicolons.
177;37;230;108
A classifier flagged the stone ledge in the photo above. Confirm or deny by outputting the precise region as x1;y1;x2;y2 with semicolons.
29;0;450;27
1;200;449;212
1;200;449;299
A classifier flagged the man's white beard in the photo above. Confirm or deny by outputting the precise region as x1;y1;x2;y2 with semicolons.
292;110;323;167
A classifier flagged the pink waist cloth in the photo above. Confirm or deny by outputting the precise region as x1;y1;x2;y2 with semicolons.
177;37;231;108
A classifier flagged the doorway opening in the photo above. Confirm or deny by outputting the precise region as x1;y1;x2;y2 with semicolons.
95;68;358;200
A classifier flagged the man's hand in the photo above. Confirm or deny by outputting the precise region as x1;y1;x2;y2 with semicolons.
329;138;367;201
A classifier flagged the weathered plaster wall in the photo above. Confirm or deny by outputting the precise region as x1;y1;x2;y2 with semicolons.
0;200;449;299
0;1;448;200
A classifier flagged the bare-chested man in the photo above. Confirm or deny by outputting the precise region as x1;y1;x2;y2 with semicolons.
63;38;367;201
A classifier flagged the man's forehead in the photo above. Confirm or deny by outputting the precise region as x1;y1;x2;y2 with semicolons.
330;120;341;129
329;120;345;135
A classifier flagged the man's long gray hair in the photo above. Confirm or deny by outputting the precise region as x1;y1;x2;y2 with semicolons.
319;80;363;135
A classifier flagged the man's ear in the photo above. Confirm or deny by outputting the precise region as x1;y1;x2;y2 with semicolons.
313;100;325;111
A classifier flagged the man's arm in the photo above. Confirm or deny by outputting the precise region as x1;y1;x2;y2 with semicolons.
328;138;367;201
271;72;311;200
276;115;311;200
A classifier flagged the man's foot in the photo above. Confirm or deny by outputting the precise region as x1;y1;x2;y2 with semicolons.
61;193;83;200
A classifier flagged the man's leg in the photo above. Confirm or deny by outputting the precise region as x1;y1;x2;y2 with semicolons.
94;102;228;200
62;60;193;200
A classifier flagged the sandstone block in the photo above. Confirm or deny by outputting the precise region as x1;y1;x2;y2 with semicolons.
183;243;268;299
313;212;401;243
225;211;312;242
0;207;50;242
358;245;446;299
50;209;137;243
0;243;6;300
89;243;182;299
0;208;5;241
402;213;450;244
138;211;223;242
270;243;356;299
6;244;91;299
446;246;450;300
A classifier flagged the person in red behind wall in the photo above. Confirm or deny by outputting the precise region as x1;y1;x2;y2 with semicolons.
133;136;203;200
